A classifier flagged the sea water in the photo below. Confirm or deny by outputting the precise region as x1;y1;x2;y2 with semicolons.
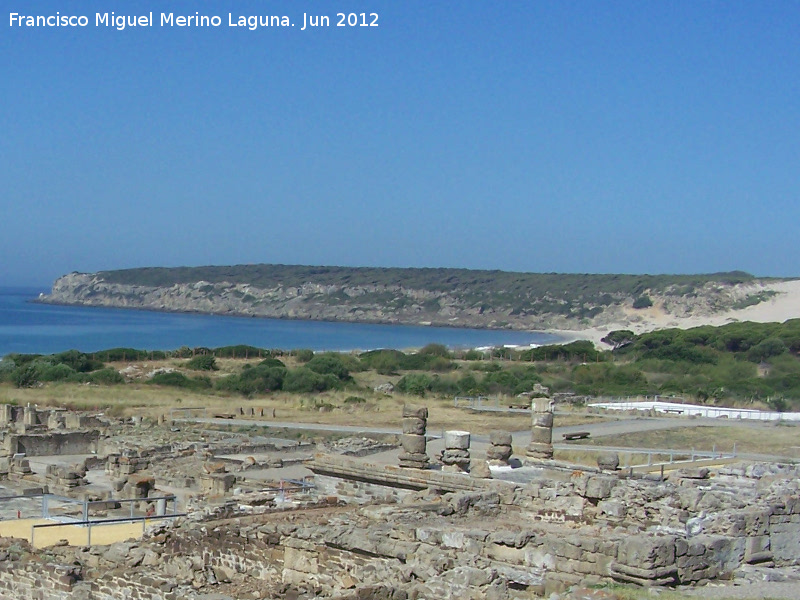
0;287;559;357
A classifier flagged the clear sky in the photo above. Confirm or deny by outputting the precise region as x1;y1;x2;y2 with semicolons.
2;1;799;287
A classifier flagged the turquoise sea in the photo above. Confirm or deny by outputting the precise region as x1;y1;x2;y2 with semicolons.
0;287;559;356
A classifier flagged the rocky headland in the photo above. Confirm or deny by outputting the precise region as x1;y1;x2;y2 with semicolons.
35;265;798;338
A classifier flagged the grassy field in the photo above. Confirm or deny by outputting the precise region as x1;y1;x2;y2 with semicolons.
3;352;797;456
0;379;578;434
571;423;800;458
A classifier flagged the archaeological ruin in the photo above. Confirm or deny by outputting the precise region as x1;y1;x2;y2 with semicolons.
0;401;797;599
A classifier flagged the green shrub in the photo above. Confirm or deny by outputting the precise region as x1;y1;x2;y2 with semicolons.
53;349;105;372
632;295;654;309
344;396;366;404
429;375;458;395
240;365;285;392
747;338;787;362
212;345;266;358
0;359;16;383
149;371;211;390
94;348;156;361
186;355;218;371
37;363;77;382
13;366;39;388
469;361;502;372
396;373;433;396
291;349;315;363
89;368;125;385
259;357;286;369
419;343;452;358
456;374;481;395
283;368;339;393
306;354;352;381
462;349;485;361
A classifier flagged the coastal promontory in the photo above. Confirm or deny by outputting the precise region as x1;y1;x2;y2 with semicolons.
36;264;794;336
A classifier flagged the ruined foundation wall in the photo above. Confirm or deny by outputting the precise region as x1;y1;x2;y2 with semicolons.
0;563;80;600
5;431;99;457
0;562;180;600
162;522;284;585
308;457;800;591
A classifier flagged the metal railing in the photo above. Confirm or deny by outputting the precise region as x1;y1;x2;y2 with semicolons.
30;512;186;547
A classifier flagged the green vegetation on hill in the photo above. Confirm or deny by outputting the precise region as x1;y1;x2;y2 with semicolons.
96;264;759;292
87;265;769;320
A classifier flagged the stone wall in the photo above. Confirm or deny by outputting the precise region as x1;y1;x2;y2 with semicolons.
4;431;99;457
307;456;800;592
0;562;81;600
309;454;514;504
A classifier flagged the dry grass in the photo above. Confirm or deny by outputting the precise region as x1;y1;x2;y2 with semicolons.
573;423;800;458
0;380;604;436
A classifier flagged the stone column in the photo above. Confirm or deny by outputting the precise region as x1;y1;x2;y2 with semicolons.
0;404;12;426
23;404;36;426
486;431;513;466
526;397;554;460
47;411;65;430
441;431;471;472
399;405;429;469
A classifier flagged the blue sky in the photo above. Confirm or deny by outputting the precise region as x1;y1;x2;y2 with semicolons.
2;1;799;287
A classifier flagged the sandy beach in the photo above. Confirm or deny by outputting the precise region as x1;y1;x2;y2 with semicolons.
554;279;800;347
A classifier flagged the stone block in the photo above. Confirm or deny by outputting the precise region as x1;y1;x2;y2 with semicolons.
486;445;512;461
526;442;553;459
745;535;771;562
598;499;625;518
402;417;426;435
490;431;513;446
530;427;553;444
444;430;470;450
597;453;620;471
283;546;319;574
398;452;429;463
470;460;492;478
441;449;470;460
618;534;675;569
583;476;616;500
402;405;428;419
770;522;800;564
400;434;426;455
398;460;429;470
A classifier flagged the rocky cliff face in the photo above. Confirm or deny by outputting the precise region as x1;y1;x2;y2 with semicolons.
37;271;775;332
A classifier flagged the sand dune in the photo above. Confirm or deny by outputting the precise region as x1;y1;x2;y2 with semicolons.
557;279;800;347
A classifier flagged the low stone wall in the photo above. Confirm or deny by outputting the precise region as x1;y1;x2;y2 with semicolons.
309;454;514;504
0;562;81;600
4;431;100;457
88;571;178;600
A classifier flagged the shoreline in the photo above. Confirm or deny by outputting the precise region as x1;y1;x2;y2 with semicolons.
28;278;800;352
